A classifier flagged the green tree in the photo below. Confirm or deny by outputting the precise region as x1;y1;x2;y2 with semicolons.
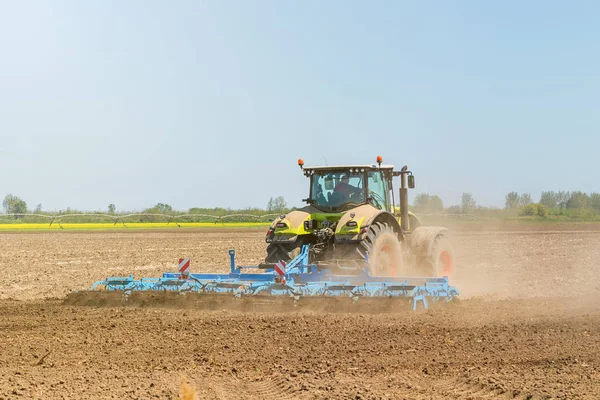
567;191;589;209
2;194;27;214
414;193;444;212
556;191;570;209
540;191;558;209
520;203;537;216
536;203;547;218
267;196;287;213
108;204;116;214
461;193;476;214
414;193;430;209
518;193;532;206
505;192;520;209
521;203;547;218
34;204;42;213
446;205;462;214
154;203;173;213
590;193;600;211
428;195;444;212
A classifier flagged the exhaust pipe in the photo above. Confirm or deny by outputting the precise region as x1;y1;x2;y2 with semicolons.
400;172;409;232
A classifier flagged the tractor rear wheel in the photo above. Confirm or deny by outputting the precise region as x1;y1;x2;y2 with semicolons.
265;241;301;264
426;235;455;279
360;222;403;276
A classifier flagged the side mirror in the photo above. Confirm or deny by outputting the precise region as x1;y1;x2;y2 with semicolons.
408;175;415;189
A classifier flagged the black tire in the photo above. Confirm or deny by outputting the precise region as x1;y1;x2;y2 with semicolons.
360;222;403;276
426;235;456;279
265;240;302;264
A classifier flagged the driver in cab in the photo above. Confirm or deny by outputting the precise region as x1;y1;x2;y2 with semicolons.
333;175;361;200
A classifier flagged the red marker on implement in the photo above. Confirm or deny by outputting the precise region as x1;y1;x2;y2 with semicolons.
274;261;287;284
179;258;190;279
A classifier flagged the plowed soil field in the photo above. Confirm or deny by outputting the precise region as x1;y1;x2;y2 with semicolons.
1;226;600;399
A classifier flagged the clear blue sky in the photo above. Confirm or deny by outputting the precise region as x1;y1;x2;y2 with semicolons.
1;1;598;212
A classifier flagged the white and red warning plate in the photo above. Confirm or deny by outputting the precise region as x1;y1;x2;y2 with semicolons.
274;260;287;284
179;257;190;278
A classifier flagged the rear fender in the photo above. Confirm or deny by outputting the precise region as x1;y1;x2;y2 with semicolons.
393;207;421;231
335;205;402;241
407;211;421;230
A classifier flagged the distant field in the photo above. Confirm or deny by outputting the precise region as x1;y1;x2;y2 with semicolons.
2;219;600;233
0;222;271;231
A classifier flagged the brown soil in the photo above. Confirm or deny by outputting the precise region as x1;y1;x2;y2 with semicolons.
1;227;600;399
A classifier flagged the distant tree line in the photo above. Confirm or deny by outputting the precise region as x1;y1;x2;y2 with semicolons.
3;189;600;223
411;190;600;220
539;191;600;210
0;194;293;223
412;193;444;213
504;191;600;217
412;192;477;215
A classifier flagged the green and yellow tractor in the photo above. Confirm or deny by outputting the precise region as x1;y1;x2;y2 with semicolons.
264;156;455;280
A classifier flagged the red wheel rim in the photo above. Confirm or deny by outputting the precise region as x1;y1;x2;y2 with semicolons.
379;244;397;276
439;251;452;276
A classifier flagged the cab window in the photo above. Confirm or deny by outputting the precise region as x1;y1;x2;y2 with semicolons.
311;171;365;208
367;171;388;210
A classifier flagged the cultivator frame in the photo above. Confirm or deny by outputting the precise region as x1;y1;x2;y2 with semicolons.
78;245;459;311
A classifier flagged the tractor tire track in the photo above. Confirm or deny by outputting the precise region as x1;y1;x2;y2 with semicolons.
197;375;312;400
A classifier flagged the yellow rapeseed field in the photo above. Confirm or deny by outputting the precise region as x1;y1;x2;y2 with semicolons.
0;222;270;231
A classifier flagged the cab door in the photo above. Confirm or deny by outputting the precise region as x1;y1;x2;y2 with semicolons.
367;171;390;212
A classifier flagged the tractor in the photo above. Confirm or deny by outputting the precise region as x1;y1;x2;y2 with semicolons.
264;156;455;280
77;156;460;311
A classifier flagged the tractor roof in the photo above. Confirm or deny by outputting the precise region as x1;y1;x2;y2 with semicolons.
304;164;395;172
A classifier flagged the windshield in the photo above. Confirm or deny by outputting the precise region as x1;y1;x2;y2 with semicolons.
310;171;366;210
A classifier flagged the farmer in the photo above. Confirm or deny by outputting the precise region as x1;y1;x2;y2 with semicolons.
333;175;362;200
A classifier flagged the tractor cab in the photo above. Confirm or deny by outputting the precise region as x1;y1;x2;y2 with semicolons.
298;156;413;215
301;164;394;212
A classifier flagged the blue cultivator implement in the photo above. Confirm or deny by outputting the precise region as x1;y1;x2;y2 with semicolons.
70;244;459;312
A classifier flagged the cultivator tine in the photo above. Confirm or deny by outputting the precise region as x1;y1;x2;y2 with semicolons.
90;275;140;291
413;293;427;311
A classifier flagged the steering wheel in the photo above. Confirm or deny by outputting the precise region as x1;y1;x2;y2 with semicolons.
349;189;364;203
368;191;385;209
